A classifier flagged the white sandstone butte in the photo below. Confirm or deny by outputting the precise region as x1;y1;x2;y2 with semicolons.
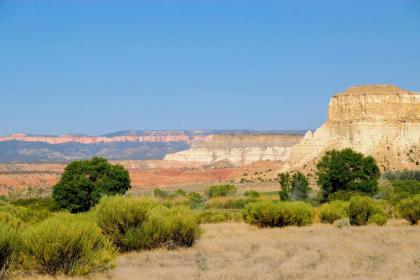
164;134;303;165
289;85;420;171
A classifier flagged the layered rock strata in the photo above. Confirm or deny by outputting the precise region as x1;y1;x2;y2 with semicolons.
290;85;420;171
164;134;303;165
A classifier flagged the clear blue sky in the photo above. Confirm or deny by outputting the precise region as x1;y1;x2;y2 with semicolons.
1;0;419;135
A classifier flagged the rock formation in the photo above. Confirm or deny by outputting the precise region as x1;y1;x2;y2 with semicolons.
290;85;420;171
165;134;303;165
0;131;211;145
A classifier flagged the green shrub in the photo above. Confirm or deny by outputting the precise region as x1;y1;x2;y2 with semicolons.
187;192;206;209
23;213;116;276
244;190;260;199
196;211;242;224
398;195;420;225
153;188;169;199
123;205;171;250
96;196;157;251
0;212;23;229
97;196;200;251
206;184;237;198
318;201;349;224
327;190;367;201
383;170;420;181
11;197;60;212
166;206;201;248
206;197;249;210
0;205;49;227
0;223;21;280
348;196;386;226
368;213;388;226
243;201;314;227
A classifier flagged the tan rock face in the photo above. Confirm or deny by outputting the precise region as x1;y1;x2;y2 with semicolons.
290;85;420;171
0;132;211;144
165;134;303;165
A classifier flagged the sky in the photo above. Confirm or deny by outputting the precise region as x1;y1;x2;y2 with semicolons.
1;0;420;136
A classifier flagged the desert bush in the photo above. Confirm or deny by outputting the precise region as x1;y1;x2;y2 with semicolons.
11;197;60;212
335;217;351;229
0;212;22;229
165;206;201;247
244;190;260;199
348;196;386;226
123;205;200;250
96;196;157;251
196;210;242;224
153;188;169;199
398;195;420;225
368;213;388;226
383;170;420;181
0;223;21;280
243;201;314;227
23;213;116;276
97;196;200;251
0;205;49;227
327;190;368;201
123;205;171;250
206;184;237;198
318;201;349;224
206;197;250;210
187;192;206;209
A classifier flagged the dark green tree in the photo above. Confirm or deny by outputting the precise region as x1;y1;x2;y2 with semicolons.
316;148;380;201
278;172;291;201
52;157;131;213
290;172;309;201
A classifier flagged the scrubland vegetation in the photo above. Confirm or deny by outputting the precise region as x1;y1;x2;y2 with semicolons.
0;151;419;278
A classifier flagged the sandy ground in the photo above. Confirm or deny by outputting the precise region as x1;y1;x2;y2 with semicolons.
0;160;283;195
26;222;420;280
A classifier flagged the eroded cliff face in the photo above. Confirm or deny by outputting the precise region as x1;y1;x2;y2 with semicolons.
0;132;211;144
290;85;420;171
165;134;303;165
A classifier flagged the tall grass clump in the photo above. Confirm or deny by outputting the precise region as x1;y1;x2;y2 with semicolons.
23;213;116;276
398;195;420;225
318;201;349;224
0;205;49;227
206;184;237;198
348;196;387;226
0;223;21;280
96;196;157;251
243;201;314;227
96;196;200;251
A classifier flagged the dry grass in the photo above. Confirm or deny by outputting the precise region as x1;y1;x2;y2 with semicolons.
22;221;420;280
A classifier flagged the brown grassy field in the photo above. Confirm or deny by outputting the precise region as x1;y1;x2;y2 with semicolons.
25;221;420;280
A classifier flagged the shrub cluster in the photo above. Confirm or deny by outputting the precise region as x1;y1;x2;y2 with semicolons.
206;184;237;198
398;195;420;225
22;213;116;276
96;196;200;251
0;205;49;229
205;197;251;210
318;200;349;224
0;223;21;280
196;211;242;224
243;201;314;227
383;170;420;181
348;196;387;226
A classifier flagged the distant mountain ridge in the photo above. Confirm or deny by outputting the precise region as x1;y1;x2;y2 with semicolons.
0;130;305;163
